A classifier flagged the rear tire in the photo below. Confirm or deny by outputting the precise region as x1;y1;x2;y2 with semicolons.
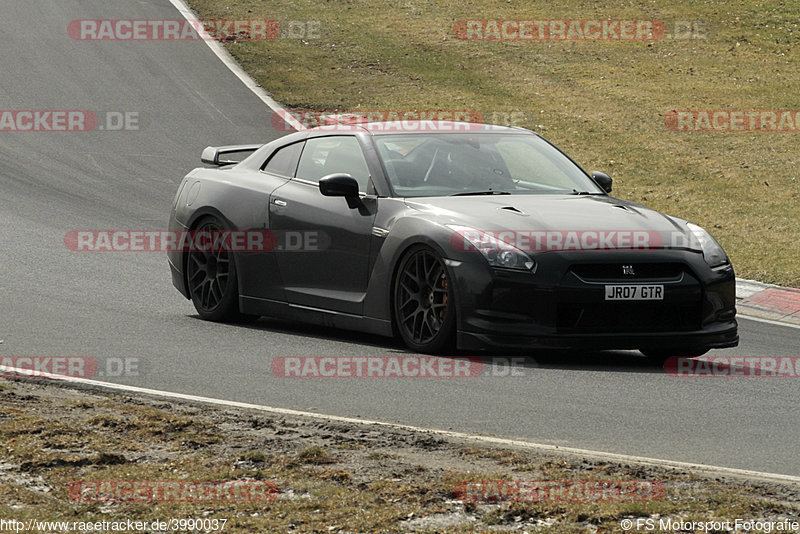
186;216;258;323
393;246;456;354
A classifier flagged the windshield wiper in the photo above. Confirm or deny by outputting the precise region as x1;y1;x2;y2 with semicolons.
450;190;512;196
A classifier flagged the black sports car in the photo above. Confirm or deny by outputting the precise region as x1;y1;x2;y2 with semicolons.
168;120;738;358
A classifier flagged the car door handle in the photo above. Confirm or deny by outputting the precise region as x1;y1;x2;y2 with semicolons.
272;199;287;207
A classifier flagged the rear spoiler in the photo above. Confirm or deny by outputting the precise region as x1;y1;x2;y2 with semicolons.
200;144;263;166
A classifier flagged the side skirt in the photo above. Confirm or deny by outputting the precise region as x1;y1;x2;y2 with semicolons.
240;296;394;337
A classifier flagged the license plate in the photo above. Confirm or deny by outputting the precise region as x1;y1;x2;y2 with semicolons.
604;284;664;301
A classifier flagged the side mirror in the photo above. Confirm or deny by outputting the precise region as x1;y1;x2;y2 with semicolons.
319;173;361;208
591;171;613;193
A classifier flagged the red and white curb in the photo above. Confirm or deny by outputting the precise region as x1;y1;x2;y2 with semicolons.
736;278;800;326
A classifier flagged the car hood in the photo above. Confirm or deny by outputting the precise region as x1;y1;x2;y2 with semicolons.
404;194;699;252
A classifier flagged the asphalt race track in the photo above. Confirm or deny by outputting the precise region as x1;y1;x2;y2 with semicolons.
3;0;800;477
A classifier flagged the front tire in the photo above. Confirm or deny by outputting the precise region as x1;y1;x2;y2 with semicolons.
393;246;456;354
186;216;255;323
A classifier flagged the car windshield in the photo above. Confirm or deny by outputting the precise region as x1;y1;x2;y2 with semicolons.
374;133;605;197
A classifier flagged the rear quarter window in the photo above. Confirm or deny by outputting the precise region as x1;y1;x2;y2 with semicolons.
262;141;304;177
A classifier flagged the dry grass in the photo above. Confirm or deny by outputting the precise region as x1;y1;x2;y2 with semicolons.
1;381;799;532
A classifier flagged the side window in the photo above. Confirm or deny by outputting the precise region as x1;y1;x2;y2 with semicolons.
262;141;304;177
296;136;371;191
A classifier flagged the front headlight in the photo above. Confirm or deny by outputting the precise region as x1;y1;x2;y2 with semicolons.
449;226;536;271
687;222;728;267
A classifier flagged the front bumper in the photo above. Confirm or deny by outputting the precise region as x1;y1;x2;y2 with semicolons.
450;249;739;352
458;322;738;351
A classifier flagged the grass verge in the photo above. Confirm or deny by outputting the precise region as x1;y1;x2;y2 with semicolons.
2;379;799;532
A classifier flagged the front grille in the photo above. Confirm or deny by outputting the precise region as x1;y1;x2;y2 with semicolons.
570;263;684;282
557;302;701;332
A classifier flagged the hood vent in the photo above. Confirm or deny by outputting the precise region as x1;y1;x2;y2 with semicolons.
499;206;526;215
